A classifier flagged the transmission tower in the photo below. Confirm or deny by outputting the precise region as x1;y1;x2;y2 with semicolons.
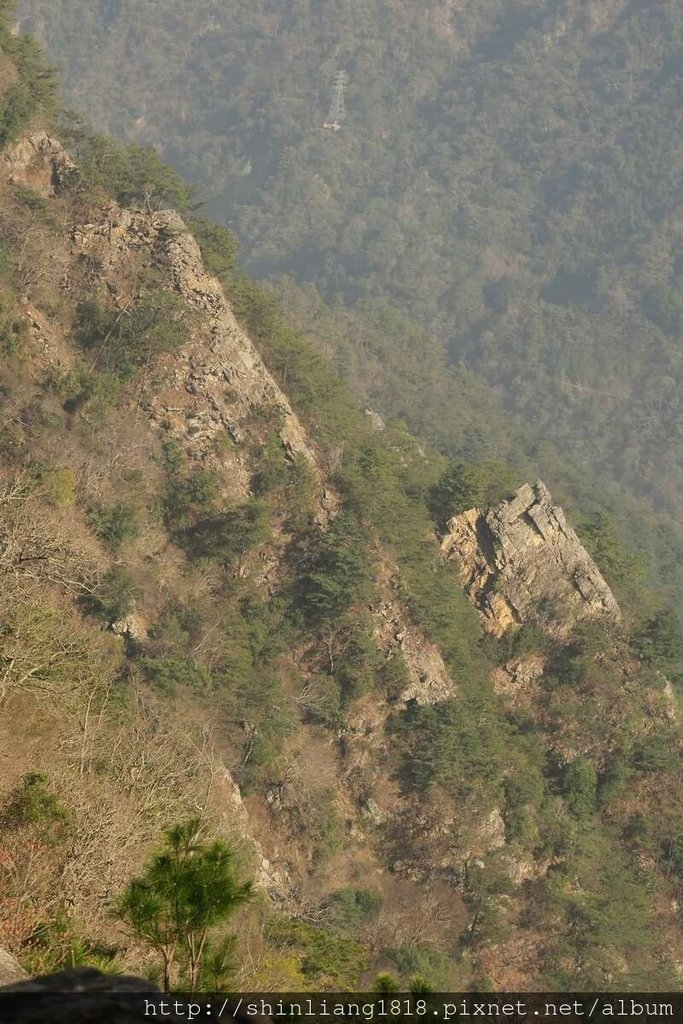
322;70;348;131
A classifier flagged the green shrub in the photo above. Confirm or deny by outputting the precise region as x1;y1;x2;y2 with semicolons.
185;499;271;565
596;758;630;808
622;812;650;844
535;798;574;861
87;502;139;549
428;460;518;525
21;911;119;977
326;888;381;934
46;366;121;415
390;697;503;804
504;763;544;842
189;217;238;278
0;311;27;357
161;438;185;475
0;31;58;148
142;600;207;659
306;788;344;862
659;834;683;879
241;594;292;665
541;641;586;689
387;942;463;990
334;622;379;702
76;290;191;378
377;650;411;702
11;183;59;228
263;917;367;989
561;758;598;819
2;772;68;827
491;622;546;665
251;433;290;496
630;733;678;774
67;128;192;210
634;609;683;671
230;675;297;794
282;456;317;533
74;298;112;349
578;511;645;589
87;566;141;622
163;467;218;532
139;656;211;695
299;513;373;623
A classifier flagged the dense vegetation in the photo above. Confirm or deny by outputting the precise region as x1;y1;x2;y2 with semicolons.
17;0;683;543
0;0;55;144
1;0;682;993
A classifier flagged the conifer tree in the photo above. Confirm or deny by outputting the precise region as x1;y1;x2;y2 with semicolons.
115;819;253;992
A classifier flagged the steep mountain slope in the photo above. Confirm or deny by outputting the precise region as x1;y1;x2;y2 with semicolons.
16;0;683;538
1;8;682;992
0;124;470;986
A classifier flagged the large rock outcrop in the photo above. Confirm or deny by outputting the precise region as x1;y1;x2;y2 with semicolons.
69;207;322;495
441;480;621;637
2;134;329;508
2;131;77;195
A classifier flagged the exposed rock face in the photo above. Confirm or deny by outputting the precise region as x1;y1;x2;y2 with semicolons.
441;480;621;636
374;597;454;704
491;655;545;703
69;207;322;495
371;560;456;705
1;133;330;512
213;766;291;900
364;407;386;432
1;131;77;196
111;612;148;643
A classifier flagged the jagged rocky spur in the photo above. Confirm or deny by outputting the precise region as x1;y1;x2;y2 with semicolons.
69;206;335;513
441;480;621;636
1;130;77;194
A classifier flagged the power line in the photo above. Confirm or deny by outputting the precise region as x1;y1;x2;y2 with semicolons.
322;70;348;131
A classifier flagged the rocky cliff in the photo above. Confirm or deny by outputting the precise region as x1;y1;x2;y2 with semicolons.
3;131;333;516
1;129;77;194
441;480;621;636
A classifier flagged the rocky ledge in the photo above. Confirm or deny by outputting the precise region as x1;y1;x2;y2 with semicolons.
441;480;621;636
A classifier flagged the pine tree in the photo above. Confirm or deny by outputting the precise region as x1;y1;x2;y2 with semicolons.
115;819;253;992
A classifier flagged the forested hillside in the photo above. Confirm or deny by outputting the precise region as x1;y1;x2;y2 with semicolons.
1;0;682;995
16;0;683;535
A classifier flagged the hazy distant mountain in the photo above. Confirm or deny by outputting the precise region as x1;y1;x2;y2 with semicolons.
17;0;683;533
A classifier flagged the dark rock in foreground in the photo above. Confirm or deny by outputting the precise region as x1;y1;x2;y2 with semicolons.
0;967;183;1024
